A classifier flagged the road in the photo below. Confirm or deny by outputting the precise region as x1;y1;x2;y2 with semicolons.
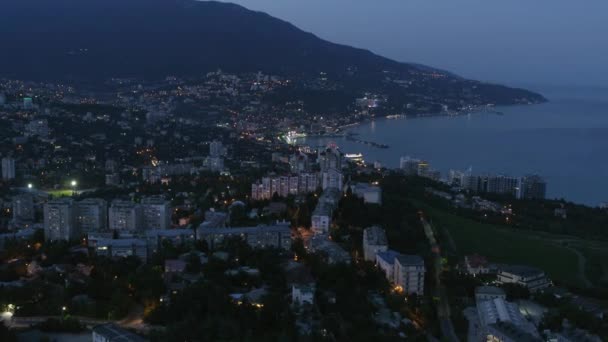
420;216;459;342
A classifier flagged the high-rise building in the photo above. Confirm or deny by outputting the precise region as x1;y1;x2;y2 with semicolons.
76;198;107;233
321;169;343;191
319;146;342;172
519;175;547;200
209;140;226;157
2;157;16;180
400;156;417;175
394;254;425;295
109;200;142;232
12;194;34;222
207;156;224;172
141;196;171;230
44;198;77;241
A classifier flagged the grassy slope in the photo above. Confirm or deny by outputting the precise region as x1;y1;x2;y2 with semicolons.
416;202;583;287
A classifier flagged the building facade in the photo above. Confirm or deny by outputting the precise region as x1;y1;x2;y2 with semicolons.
497;265;551;292
44;198;77;241
2;157;15;180
76;198;107;233
362;226;388;262
394;255;425;295
141;196;171;230
109;200;142;232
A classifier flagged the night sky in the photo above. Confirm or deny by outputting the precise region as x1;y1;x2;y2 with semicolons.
218;0;608;87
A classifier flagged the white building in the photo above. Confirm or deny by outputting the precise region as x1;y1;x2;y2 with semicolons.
476;297;540;341
321;168;343;191
394;254;425;295
292;283;315;306
141;196;171;230
311;203;331;234
251;173;318;200
376;250;425;295
2;157;16;180
497;265;551;292
376;250;401;282
199;222;292;251
44;198;78;241
76;198;107;233
362;226;387;262
109;200;142;232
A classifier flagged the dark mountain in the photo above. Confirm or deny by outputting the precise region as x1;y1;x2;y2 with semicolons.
0;0;544;103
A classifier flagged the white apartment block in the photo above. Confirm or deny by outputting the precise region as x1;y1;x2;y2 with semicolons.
376;250;425;295
2;157;16;180
109;200;142;232
394;254;425;295
44;198;78;241
251;173;319;200
321;168;343;191
76;198;107;233
141;196;171;230
362;226;388;262
311;204;331;234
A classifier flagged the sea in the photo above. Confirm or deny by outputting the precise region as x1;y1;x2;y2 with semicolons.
298;85;608;206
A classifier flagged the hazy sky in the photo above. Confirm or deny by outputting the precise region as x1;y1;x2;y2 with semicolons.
219;0;608;88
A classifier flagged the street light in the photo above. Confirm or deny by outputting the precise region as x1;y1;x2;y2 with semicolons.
27;183;33;189
70;180;77;196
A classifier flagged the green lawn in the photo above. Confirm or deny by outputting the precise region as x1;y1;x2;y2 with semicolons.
46;189;75;198
418;204;584;287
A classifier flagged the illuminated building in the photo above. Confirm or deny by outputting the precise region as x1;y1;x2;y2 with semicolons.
1;157;15;180
44;198;78;241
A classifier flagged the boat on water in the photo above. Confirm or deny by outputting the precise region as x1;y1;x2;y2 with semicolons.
345;153;364;161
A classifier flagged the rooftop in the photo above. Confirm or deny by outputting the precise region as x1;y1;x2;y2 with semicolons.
475;286;506;297
93;323;147;342
395;254;424;267
376;250;401;265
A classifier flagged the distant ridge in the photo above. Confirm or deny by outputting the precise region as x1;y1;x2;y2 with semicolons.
0;0;545;103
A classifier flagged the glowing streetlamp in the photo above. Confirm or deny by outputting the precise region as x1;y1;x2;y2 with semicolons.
70;180;77;196
27;183;33;189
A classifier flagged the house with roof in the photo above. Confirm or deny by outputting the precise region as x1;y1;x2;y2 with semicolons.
497;265;551;292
